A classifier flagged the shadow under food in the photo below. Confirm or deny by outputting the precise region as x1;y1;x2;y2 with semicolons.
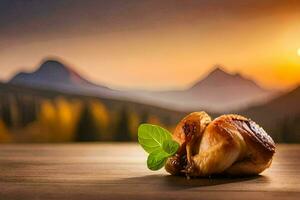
115;174;264;190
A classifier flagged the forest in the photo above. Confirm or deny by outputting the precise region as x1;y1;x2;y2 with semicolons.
0;83;184;143
0;83;299;143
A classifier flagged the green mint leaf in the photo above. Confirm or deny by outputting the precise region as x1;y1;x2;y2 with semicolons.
147;149;169;171
147;140;179;171
162;139;180;155
138;124;172;154
138;124;180;171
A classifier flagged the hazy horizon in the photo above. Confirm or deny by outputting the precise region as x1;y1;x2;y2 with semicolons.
1;0;300;90
3;57;283;91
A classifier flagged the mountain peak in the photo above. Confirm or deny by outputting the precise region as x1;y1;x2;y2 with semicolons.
189;65;267;92
209;65;227;74
207;65;235;78
10;58;90;86
36;59;84;80
39;59;65;69
42;59;64;65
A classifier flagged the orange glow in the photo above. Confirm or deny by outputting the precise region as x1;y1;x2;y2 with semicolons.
0;2;300;91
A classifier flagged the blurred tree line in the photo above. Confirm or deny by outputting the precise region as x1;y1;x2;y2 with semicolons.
277;115;300;143
0;87;182;143
0;84;299;143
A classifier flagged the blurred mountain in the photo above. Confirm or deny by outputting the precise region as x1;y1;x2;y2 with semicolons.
8;60;278;112
10;60;91;86
3;59;300;142
9;59;113;91
240;85;300;142
9;59;131;100
135;66;278;112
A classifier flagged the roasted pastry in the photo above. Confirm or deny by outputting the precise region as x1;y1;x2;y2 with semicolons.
165;112;275;177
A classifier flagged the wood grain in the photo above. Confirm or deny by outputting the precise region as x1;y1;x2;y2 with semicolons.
0;143;299;200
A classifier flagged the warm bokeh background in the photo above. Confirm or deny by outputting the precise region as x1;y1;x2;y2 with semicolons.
0;0;300;143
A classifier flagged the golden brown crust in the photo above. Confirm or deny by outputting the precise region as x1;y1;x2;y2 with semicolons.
215;114;275;153
165;113;276;177
189;120;241;176
172;111;211;146
165;111;211;175
214;114;275;176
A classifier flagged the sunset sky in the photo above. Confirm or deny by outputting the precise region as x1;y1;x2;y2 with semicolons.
0;0;300;90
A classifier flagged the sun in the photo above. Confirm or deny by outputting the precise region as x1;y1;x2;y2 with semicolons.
298;48;300;56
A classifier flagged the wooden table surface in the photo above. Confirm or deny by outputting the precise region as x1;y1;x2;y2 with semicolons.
0;143;299;200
